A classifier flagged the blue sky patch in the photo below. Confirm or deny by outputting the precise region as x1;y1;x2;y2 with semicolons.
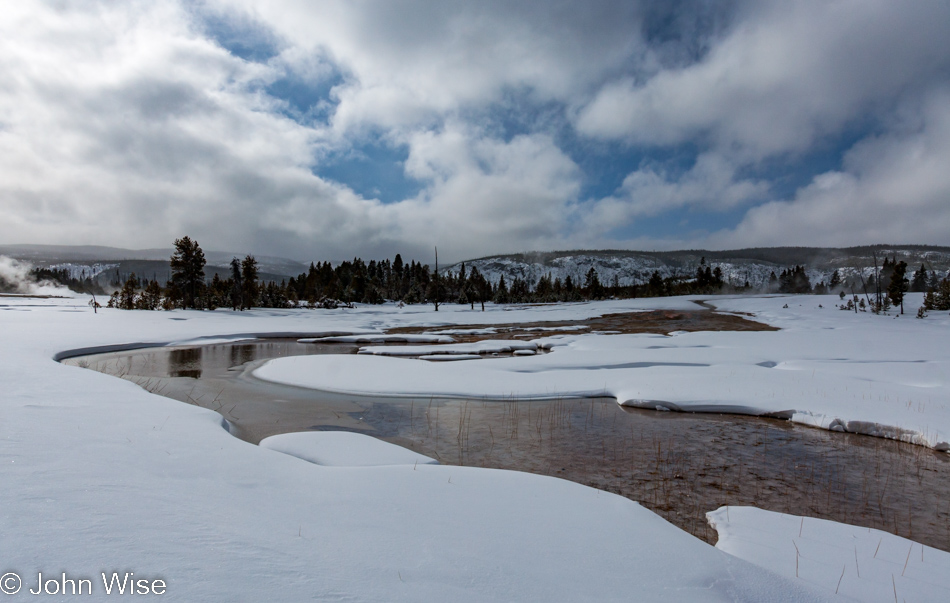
197;10;282;64
317;142;423;204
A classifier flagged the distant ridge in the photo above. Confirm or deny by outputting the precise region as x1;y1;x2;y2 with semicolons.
444;245;950;288
3;243;949;290
0;244;309;280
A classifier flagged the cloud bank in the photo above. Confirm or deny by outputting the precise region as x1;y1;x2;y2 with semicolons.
1;0;948;262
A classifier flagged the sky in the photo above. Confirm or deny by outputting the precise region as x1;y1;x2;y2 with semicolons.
1;0;949;263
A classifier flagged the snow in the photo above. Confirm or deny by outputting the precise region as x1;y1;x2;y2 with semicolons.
256;294;950;451
0;294;841;601
446;249;950;289
48;262;118;280
260;431;439;467
707;506;950;601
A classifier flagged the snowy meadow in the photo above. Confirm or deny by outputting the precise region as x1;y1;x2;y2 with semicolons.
2;291;949;601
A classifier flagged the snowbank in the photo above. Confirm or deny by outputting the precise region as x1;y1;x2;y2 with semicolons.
260;431;439;466
707;506;950;601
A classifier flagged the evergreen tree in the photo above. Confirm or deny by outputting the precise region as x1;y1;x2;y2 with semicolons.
922;275;950;311
467;266;488;311
778;266;812;294
584;267;604;299
648;270;664;296
910;264;929;293
169;236;206;309
493;275;509;304
828;269;841;291
240;255;259;309
138;279;163;310
887;260;909;314
695;257;708;288
879;256;895;293
118;273;139;310
230;258;243;311
564;274;577;301
205;273;228;310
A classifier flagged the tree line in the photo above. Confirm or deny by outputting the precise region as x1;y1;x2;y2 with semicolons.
105;238;950;312
25;267;106;295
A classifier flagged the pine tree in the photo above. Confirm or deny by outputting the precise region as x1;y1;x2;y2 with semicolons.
493;275;509;304
910;264;929;293
230;258;243;311
584;267;604;299
118;273;139;310
138;279;163;310
169;236;206;309
695;257;708;288
829;269;841;291
648;270;664;296
241;255;259;309
886;261;909;314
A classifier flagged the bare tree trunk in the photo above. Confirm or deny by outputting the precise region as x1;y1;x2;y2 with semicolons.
433;246;439;312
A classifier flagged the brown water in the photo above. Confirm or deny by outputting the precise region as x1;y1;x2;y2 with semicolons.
64;338;950;551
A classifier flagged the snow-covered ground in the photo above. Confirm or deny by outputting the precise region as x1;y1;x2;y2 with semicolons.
2;292;946;600
708;506;950;601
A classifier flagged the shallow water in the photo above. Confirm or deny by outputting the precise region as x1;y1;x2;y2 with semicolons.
64;338;950;550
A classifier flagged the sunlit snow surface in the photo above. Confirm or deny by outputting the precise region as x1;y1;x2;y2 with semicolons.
708;506;950;601
260;431;439;467
3;293;945;601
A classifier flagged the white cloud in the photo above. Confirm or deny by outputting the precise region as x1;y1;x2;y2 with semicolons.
214;0;649;135
0;1;624;261
1;0;949;262
710;89;950;248
579;153;769;235
393;124;583;259
576;1;950;159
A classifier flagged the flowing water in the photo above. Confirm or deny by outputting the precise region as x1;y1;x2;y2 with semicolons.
63;336;950;550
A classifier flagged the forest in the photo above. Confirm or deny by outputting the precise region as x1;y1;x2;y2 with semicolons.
87;237;950;315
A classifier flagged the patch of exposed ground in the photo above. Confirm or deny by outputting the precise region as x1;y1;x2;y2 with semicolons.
388;308;777;343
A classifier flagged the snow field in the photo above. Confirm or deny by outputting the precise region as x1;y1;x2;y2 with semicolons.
1;294;837;601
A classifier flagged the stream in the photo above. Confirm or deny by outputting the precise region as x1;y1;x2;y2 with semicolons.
63;335;950;549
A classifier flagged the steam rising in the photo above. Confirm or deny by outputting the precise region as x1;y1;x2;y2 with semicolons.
0;255;72;296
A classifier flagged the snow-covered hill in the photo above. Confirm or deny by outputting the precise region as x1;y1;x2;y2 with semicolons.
444;247;950;289
48;262;119;280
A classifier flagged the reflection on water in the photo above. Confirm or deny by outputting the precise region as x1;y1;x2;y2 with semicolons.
64;339;950;550
169;348;203;379
230;344;256;370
